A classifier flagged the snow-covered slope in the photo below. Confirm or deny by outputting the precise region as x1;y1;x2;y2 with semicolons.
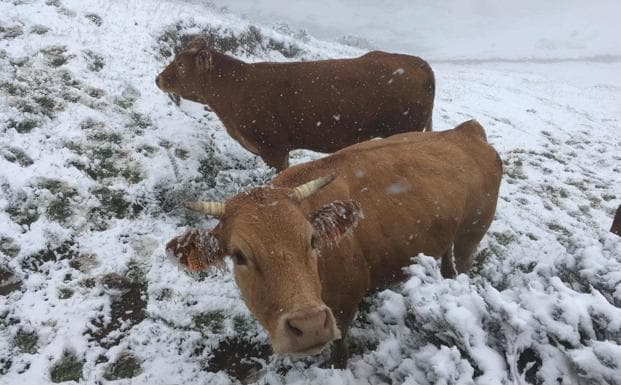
1;1;619;384
221;0;621;61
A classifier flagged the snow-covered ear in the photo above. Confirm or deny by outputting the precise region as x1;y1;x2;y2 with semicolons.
165;229;224;271
195;49;212;71
310;200;363;249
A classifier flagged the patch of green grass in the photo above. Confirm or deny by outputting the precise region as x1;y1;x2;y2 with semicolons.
547;222;573;246
0;236;20;258
155;288;173;301
41;179;79;224
68;254;97;272
232;315;255;335
34;95;56;110
1;146;33;167
92;187;136;219
503;156;527;180
80;117;105;130
30;25;50;35
586;194;602;208
50;351;83;383
14;329;38;354
470;248;493;277
88;131;122;144
21;240;79;272
0;81;26;96
6;200;39;227
492;231;517;246
59;70;81;88
88;270;148;348
15;99;35;113
61;90;80;103
601;193;616;202
104;352;142;380
197;149;223;187
0;25;23;40
86;87;105;99
8;118;40;134
79;278;96;288
348;333;379;358
0;266;22;295
58;288;74;299
121;164;143;184
83;50;104;72
194;311;225;334
41;45;69;67
84;13;103;26
9;56;29;67
127;112;151;132
77;145;128;181
157;22;305;60
137;144;156;156
174;148;189;159
125;259;147;283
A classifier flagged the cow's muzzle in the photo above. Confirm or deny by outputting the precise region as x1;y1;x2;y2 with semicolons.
272;305;341;356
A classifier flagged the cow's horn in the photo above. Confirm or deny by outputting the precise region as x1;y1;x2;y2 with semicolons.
184;201;225;217
292;175;336;201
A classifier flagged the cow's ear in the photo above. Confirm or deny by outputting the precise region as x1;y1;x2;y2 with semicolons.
166;229;224;271
195;49;213;71
310;200;363;249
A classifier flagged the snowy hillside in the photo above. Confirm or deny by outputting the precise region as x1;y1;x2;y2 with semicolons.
1;1;620;384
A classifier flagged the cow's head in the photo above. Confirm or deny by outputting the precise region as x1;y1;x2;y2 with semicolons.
155;36;222;104
166;176;363;356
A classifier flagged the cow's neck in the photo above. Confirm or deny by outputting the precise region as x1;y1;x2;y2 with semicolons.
197;54;247;119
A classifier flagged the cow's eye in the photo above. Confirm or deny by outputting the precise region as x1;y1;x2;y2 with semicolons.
232;252;247;265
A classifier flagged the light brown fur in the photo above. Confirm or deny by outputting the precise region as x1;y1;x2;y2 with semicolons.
156;37;435;170
166;120;502;367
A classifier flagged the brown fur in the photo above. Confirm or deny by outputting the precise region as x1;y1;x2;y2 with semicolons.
156;37;435;170
166;120;502;367
612;205;621;236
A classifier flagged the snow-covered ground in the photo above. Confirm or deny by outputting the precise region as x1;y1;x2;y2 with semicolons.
0;1;619;384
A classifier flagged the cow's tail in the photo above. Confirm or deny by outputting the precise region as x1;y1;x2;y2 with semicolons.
423;65;435;132
424;110;433;132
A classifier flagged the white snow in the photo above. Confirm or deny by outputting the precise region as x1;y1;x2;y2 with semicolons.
0;0;619;384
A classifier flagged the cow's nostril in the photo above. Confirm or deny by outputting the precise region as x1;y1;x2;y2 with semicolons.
155;76;160;86
287;320;303;337
285;307;330;340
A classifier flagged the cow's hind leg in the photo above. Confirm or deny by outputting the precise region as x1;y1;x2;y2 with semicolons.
440;248;456;278
453;229;487;274
261;150;289;171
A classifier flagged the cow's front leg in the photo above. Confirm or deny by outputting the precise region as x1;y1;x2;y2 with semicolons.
325;305;358;369
260;150;289;171
328;335;349;369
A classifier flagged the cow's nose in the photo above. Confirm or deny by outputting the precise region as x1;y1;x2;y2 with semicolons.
285;307;329;339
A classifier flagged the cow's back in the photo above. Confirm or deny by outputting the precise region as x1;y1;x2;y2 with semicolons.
273;120;502;287
245;51;435;153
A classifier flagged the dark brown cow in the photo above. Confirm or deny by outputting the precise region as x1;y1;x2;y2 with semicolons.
156;37;435;170
166;120;502;367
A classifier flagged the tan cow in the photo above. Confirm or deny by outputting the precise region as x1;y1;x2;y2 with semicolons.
156;37;435;170
166;120;502;367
